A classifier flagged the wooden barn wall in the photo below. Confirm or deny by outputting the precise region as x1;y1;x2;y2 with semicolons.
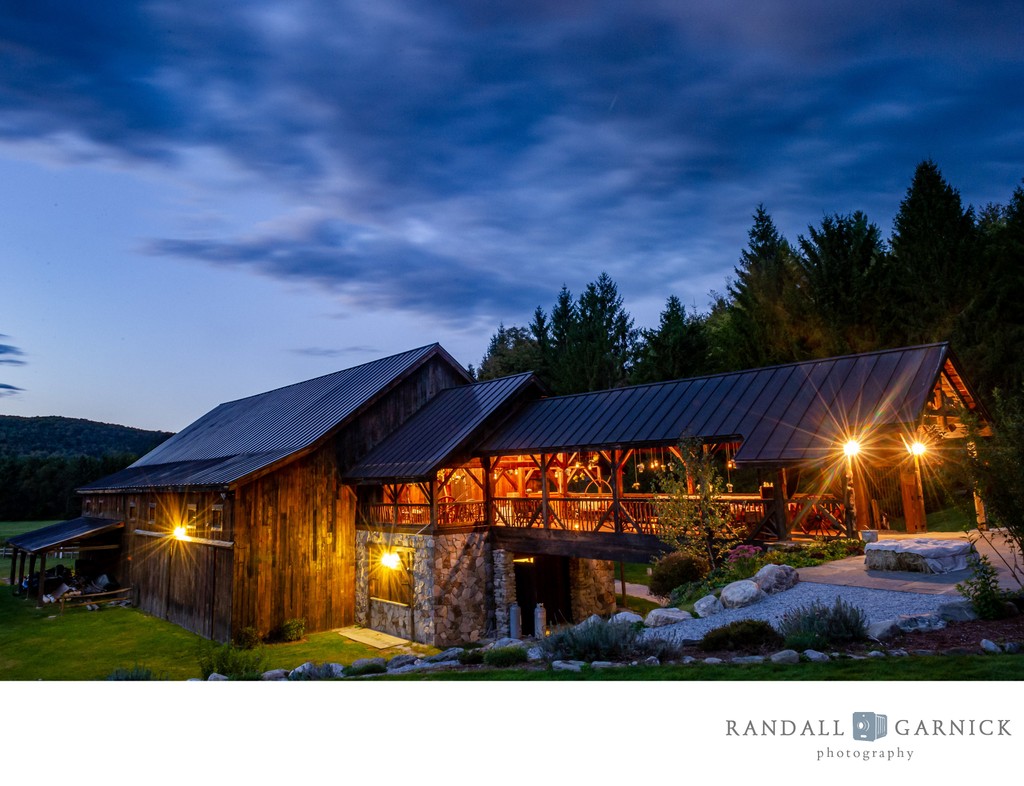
233;447;356;636
82;490;236;641
231;356;465;637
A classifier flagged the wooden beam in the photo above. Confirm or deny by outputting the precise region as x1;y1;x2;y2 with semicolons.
491;527;669;563
8;547;16;589
540;453;550;530
36;553;46;607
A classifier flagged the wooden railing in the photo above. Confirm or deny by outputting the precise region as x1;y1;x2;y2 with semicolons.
359;501;486;528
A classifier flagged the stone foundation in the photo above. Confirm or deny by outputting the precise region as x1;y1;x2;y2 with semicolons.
432;531;492;647
570;558;617;620
356;531;435;645
493;548;517;638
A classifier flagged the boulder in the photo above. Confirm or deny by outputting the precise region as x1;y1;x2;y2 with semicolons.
867;619;900;640
720;580;766;609
641;656;660;667
864;538;976;574
350;657;387;671
552;660;585;672
577;614;605;629
703;657;724;665
731;655;765;665
590;661;615;669
981;639;1002;654
867;650;886;658
938;599;979;622
526;646;545;662
752;564;799;595
261;668;290;681
769;649;800;665
645;608;694;627
610;611;644;625
694;595;724;617
895;613;947;633
490;637;524;649
387;654;419;671
425;647;464;663
290;661;317;676
207;673;228;681
803;650;829;663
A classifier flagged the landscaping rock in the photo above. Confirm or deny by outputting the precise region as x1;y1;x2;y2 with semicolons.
887;649;909;657
610;611;644;625
578;614;604;629
680;656;696;664
981;639;1002;654
207;673;228;681
720;579;766;609
290;661;317;676
387;654;419;670
350;657;387;671
1004;642;1022;654
552;660;585;672
895;613;947;633
732;655;765;664
752;564;799;594
490;637;524;649
937;599;979;621
769;649;800;664
867;650;886;658
864;538;975;574
645;608;693;627
642;656;660;667
591;661;615;669
694;594;724;617
803;650;829;663
1003;602;1020;617
426;647;465;663
703;657;724;664
261;668;290;681
526;646;545;662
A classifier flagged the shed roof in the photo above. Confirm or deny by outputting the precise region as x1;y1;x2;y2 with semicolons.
7;517;123;554
81;344;470;490
344;372;541;482
481;343;961;464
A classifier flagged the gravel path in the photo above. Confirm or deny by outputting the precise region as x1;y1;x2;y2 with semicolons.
640;582;956;645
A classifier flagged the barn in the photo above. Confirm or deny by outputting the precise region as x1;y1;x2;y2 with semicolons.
62;340;987;645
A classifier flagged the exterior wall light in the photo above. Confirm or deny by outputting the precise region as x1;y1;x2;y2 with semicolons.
909;441;927;456
843;439;861;458
380;551;401;570
172;526;189;541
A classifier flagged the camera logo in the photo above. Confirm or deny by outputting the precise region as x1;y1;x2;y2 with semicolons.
852;712;888;741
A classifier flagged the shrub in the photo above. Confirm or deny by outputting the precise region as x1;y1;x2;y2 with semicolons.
347;660;387;677
543;621;639;661
724;544;763;580
273;618;306;643
482;645;528;668
106;664;155;681
650;552;709;598
699;620;783;653
778;598;868;649
233;626;263;649
458;649;485;665
957;554;1010;620
196;642;268;680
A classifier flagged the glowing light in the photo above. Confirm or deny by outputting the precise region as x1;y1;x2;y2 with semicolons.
380;551;401;570
909;441;927;456
843;440;861;458
172;526;189;541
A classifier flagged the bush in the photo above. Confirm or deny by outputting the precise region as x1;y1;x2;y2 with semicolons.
482;645;528;668
957;554;1011;620
778;598;868;649
347;660;387;677
458;649;485;665
106;664;155;681
699;620;783;653
650;552;708;598
273;618;306;643
196;642;268;680
233;626;262;649
543;621;639;661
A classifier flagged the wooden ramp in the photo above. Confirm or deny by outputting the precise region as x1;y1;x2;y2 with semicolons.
336;626;408;649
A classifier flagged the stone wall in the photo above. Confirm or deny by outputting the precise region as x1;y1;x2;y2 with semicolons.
432;531;492;647
570;558;617;621
492;548;517;638
356;531;435;645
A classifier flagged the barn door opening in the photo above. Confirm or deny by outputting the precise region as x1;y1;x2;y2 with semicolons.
512;554;572;636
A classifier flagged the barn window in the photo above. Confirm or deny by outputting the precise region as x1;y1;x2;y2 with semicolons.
369;545;413;606
211;504;224;533
128;501;137;521
148;502;156;524
186;504;198;535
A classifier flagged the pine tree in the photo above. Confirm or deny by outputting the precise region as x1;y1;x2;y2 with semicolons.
632;295;711;383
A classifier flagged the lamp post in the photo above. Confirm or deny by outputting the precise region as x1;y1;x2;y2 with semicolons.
907;440;927;533
843;440;861;538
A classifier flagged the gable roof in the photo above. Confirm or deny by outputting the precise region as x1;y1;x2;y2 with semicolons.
481;343;964;464
344;372;541;482
81;344;470;490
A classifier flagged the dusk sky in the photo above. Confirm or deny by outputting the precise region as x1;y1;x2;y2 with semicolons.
1;1;1022;432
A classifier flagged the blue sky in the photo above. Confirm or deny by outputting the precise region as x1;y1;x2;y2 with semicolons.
1;1;1022;431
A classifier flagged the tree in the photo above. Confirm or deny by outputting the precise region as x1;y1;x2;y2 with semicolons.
890;160;978;345
725;205;809;368
653;441;736;571
795;211;891;356
476;323;539;381
632;295;712;383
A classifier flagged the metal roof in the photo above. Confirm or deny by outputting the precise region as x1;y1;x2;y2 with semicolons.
480;343;955;464
345;372;540;481
81;344;470;490
7;517;123;554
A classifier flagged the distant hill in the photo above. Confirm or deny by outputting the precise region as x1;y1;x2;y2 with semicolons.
0;415;172;460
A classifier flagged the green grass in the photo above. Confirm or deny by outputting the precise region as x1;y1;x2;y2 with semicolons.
1;521;65;584
620;562;653;586
0;589;422;680
926;506;974;532
381;654;1024;681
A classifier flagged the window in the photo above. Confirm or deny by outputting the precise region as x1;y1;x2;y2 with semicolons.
369;545;413;606
186;504;198;535
148;502;156;524
211;504;224;533
128;501;137;521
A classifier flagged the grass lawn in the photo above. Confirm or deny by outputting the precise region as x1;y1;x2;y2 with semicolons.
0;589;421;680
620;561;653;585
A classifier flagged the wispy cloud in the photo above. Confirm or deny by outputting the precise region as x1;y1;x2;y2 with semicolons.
290;346;380;358
0;336;26;366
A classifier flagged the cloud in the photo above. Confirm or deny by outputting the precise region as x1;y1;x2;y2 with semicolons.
0;338;26;366
4;1;1024;324
0;383;23;397
290;346;380;358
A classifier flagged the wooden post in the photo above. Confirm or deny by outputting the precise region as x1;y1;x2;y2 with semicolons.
8;548;17;589
17;550;27;591
773;468;790;540
483;457;493;528
844;459;857;538
610;449;621;534
540;454;550;529
36;553;46;606
429;480;438;529
27;554;36;598
619;561;626;608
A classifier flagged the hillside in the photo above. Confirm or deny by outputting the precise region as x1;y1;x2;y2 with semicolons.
0;415;172;459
